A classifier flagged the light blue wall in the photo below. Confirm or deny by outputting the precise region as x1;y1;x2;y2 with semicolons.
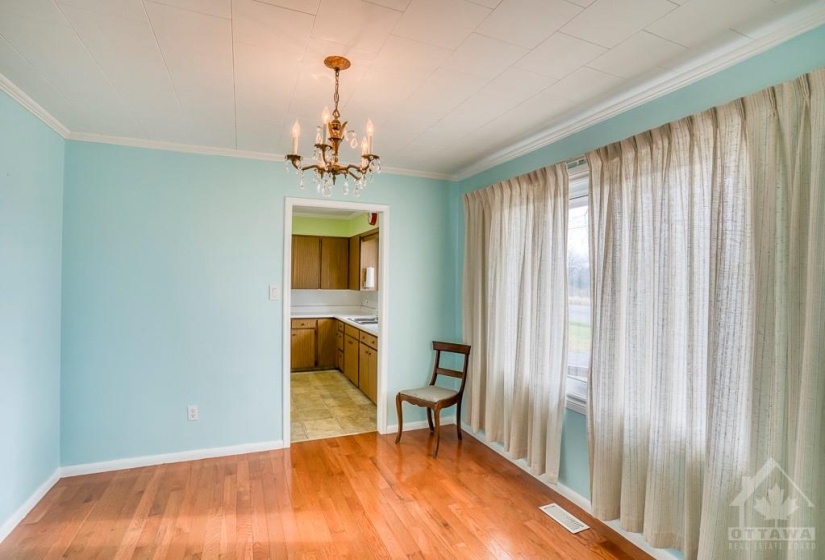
0;92;64;528
450;25;825;560
60;141;453;466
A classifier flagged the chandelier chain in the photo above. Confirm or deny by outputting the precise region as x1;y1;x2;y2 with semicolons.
333;69;340;119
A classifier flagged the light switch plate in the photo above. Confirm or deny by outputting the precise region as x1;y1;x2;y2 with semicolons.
269;285;280;300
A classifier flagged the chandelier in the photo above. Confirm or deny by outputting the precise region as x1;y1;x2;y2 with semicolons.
285;56;380;196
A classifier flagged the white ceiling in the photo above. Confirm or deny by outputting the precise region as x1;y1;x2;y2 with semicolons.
0;0;822;179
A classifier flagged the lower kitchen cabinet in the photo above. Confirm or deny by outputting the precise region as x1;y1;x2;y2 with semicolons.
291;319;316;370
290;317;336;371
335;320;344;370
359;341;377;403
343;331;359;386
317;318;336;369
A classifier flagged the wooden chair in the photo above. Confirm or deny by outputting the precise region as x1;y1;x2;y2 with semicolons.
395;341;472;457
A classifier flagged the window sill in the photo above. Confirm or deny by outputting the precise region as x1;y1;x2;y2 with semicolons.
565;374;587;415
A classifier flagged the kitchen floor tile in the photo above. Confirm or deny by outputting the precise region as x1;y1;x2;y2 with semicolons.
291;369;377;442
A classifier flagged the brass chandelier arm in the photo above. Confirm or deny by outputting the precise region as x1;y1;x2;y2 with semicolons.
286;154;380;181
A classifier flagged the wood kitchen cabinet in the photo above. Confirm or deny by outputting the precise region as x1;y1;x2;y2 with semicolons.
292;236;321;289
290;319;316;370
347;229;379;291
317;318;336;369
321;237;349;289
343;328;360;386
348;235;360;290
335;320;344;370
360;233;379;291
359;333;378;404
290;317;336;371
292;235;349;290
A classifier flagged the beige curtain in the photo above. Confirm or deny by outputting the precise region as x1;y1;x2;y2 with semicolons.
463;165;569;482
587;69;825;559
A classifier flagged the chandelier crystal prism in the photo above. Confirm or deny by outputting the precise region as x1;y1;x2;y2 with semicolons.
285;56;380;197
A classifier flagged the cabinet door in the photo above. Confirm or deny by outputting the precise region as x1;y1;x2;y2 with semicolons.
291;327;316;370
360;233;379;291
316;318;336;369
335;328;345;370
343;335;359;386
321;237;349;289
292;236;321;289
348;235;360;290
359;343;378;403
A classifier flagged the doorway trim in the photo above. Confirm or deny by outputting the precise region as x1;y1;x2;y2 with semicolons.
282;197;391;447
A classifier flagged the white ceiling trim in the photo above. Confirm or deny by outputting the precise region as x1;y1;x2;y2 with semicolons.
65;131;453;181
0;72;69;138
453;3;825;182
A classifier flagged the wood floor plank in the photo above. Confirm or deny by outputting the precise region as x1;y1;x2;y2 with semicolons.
0;431;656;560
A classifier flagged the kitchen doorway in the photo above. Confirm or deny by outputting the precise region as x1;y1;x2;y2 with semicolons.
282;198;389;446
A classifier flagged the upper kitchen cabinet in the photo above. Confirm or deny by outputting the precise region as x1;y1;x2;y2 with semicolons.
292;236;322;289
292;235;349;290
348;230;380;291
320;237;349;290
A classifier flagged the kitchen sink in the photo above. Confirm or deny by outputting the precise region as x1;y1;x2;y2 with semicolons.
352;317;378;325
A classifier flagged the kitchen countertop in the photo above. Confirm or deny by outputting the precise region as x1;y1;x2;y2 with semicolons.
291;310;379;336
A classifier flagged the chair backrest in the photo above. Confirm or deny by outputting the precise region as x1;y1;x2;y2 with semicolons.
428;341;472;396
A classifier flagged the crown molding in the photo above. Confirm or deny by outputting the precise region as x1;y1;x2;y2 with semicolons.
0;73;69;138
453;3;825;182
66;131;453;181
67;131;286;161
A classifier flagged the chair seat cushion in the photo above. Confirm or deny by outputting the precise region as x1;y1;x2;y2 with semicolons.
399;386;458;404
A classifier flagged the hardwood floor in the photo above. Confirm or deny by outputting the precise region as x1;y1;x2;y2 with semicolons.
0;430;652;559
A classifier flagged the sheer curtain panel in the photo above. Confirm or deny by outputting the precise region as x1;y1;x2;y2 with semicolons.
463;165;569;482
587;69;825;559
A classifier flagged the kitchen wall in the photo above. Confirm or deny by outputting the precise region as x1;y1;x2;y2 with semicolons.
291;289;377;313
60;141;452;467
292;214;377;237
0;91;64;536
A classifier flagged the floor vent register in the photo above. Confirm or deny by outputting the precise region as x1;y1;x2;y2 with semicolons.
539;503;590;534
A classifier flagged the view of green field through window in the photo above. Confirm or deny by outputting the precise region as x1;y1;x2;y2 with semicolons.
568;201;591;380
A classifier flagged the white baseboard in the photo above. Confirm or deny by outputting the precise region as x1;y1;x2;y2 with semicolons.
60;440;284;478
0;468;60;545
461;423;679;560
385;416;456;435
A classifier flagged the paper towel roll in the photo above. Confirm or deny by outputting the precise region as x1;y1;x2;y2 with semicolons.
364;266;376;289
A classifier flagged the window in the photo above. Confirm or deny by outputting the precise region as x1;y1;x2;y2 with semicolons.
566;173;590;414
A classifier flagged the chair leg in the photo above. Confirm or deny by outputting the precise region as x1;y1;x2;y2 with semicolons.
426;408;434;432
432;405;442;458
456;401;462;441
395;395;403;444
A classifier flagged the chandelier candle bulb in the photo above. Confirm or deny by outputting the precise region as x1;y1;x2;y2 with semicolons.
291;120;300;154
322;106;331;142
366;119;374;152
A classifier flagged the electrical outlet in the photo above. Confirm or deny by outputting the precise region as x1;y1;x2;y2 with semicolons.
268;285;280;300
187;404;199;421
